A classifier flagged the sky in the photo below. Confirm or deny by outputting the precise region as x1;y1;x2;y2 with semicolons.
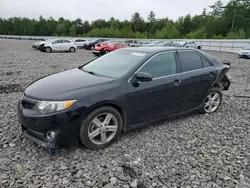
0;0;231;21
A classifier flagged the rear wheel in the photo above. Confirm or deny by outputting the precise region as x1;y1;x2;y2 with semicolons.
79;106;122;150
45;47;52;53
69;47;76;53
200;88;222;114
197;46;201;50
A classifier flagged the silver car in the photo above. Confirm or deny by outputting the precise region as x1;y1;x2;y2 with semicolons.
41;39;77;53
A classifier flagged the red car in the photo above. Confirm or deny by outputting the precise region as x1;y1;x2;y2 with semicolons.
92;41;128;56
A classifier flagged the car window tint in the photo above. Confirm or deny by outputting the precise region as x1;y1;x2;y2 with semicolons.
52;40;60;44
63;40;71;43
178;51;203;72
53;40;64;44
139;52;177;78
76;39;86;42
202;57;212;67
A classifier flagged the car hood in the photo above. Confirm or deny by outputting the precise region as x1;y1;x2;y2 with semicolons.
238;49;250;54
95;46;105;51
24;68;115;100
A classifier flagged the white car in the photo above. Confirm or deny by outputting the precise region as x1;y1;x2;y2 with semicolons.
183;40;202;50
41;39;77;53
73;38;89;49
238;44;250;59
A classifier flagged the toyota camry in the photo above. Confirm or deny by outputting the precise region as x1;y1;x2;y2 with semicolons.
17;47;231;150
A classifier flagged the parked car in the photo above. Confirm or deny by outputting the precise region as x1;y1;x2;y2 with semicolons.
92;41;128;56
73;38;89;49
238;44;250;59
123;39;140;47
40;38;77;53
83;38;109;50
183;40;202;50
141;41;163;47
17;47;231;150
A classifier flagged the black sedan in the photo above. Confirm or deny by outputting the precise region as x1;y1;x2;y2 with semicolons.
17;47;231;150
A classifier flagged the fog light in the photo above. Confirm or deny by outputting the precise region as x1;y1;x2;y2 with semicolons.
46;131;56;141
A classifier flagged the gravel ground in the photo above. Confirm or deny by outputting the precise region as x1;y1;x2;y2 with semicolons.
0;39;250;188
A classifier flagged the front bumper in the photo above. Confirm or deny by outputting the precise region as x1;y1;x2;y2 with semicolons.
92;50;102;56
17;95;82;149
238;54;250;58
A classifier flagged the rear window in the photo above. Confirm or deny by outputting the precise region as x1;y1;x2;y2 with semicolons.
178;51;203;72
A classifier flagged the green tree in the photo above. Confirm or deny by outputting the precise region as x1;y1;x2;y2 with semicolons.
69;26;76;37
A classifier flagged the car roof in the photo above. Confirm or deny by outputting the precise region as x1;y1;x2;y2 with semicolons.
121;47;216;63
122;46;188;53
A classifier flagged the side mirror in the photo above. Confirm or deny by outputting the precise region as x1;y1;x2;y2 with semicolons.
135;72;153;82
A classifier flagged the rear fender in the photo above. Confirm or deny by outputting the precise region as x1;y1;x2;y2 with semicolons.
213;61;231;90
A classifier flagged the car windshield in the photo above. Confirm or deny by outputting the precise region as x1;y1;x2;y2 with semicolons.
82;50;147;78
243;45;250;50
106;41;116;46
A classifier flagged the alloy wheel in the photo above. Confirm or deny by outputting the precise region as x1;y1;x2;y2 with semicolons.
204;92;221;113
88;113;118;145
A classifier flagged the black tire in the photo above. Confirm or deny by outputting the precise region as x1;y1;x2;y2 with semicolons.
45;47;52;53
197;46;201;50
200;87;222;114
79;106;123;150
69;47;76;53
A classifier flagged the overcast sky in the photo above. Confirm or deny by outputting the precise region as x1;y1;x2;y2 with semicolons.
0;0;230;21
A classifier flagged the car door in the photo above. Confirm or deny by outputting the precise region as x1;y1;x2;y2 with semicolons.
51;39;64;51
127;51;184;125
63;40;72;51
176;50;217;111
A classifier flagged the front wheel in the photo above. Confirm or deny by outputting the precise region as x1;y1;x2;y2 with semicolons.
45;47;52;53
79;106;122;150
200;88;222;114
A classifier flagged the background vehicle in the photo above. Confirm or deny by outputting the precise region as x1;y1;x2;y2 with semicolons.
123;39;140;47
73;38;89;49
238;44;250;58
83;38;109;50
92;41;128;56
40;38;77;53
141;41;163;47
18;47;231;150
183;40;202;50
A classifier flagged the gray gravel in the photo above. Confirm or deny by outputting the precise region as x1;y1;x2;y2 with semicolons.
0;39;250;188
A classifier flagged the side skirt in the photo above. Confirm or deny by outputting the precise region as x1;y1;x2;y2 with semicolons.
126;104;203;131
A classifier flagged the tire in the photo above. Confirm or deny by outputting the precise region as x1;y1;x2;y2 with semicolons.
197;46;201;50
69;47;76;53
200;87;222;114
45;47;52;53
79;106;123;150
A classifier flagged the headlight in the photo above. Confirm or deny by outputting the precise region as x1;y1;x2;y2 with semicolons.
34;100;76;114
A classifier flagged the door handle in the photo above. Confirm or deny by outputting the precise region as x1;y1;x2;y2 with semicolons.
174;79;181;86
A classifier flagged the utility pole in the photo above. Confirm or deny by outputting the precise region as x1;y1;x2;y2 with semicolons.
230;9;237;32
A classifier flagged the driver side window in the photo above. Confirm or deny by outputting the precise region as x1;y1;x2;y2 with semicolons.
139;52;177;78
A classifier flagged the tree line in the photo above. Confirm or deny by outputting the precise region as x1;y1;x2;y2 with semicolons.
0;0;250;39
